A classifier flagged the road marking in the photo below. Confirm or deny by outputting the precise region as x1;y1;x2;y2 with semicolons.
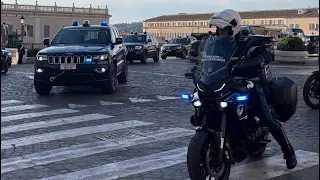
1;104;48;113
229;150;319;180
27;75;34;80
1;120;153;150
129;97;155;103
39;147;188;180
68;104;95;109
99;101;125;105
1;108;79;122
1;100;24;105
1;113;113;134
157;95;180;100
1;128;193;173
129;71;184;78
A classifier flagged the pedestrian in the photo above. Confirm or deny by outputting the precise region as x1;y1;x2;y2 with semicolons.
17;41;25;64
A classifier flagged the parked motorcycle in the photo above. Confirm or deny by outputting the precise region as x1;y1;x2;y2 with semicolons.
303;71;319;109
1;48;12;74
181;35;297;180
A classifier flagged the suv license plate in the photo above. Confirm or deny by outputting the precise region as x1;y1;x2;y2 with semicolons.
60;63;76;70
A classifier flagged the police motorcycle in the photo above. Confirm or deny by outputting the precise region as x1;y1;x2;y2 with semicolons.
1;48;12;74
181;35;297;180
303;70;319;109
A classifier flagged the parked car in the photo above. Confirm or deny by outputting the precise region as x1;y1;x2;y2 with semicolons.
160;36;197;59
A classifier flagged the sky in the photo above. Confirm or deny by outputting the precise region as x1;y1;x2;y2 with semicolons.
3;0;319;24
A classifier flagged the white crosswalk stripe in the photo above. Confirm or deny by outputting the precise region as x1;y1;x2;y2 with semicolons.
1;104;48;113
1;100;319;180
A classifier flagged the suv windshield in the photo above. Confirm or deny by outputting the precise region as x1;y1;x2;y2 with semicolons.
51;28;111;45
123;35;146;43
168;38;187;44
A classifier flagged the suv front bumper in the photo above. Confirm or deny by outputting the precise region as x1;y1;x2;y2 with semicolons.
161;49;183;57
34;62;110;86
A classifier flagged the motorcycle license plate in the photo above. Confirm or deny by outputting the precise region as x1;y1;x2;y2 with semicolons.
60;63;76;70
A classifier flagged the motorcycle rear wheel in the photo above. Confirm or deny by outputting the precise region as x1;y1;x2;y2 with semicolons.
303;74;319;109
187;131;231;180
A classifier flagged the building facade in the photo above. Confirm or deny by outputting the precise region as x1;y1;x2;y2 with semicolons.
1;1;111;45
142;8;319;40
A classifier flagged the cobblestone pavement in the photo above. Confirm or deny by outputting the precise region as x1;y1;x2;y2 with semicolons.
1;57;319;180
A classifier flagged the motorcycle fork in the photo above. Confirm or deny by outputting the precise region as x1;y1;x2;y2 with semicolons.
217;113;229;161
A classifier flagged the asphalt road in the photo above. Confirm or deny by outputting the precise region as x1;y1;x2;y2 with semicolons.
1;57;319;180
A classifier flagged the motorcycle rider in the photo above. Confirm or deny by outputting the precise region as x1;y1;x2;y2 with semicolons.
202;9;297;169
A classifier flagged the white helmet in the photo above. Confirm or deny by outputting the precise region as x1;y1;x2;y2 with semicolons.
209;9;242;36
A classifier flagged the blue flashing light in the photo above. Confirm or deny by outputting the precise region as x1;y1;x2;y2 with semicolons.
180;92;191;101
235;94;248;102
101;20;108;26
72;20;79;26
85;56;92;64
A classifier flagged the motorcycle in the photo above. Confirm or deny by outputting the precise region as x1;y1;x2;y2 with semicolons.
1;48;12;74
181;35;297;180
303;71;319;109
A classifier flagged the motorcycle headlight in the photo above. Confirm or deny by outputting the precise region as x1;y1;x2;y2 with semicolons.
7;52;12;57
134;46;143;50
160;46;164;50
36;55;48;61
93;54;108;61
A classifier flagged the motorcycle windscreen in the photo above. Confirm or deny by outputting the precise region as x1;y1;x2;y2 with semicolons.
199;35;238;85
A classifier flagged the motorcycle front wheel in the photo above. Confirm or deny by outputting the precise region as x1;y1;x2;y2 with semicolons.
303;74;319;109
187;131;231;180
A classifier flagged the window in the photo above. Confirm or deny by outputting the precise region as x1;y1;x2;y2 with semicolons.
44;25;50;38
260;20;265;25
295;24;299;28
278;19;284;25
269;20;273;25
5;24;12;35
289;24;295;28
188;22;191;26
24;24;33;37
252;20;256;25
309;23;319;31
51;28;111;45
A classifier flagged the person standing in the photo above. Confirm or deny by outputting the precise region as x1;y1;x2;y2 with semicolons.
17;41;25;64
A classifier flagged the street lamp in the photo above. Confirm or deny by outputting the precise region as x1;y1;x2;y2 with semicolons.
20;16;25;41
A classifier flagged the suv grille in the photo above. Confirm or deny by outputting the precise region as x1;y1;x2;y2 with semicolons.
48;55;92;64
126;46;135;52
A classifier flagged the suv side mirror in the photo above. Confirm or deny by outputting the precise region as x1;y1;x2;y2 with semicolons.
147;39;152;42
115;37;123;45
43;38;50;46
241;30;250;36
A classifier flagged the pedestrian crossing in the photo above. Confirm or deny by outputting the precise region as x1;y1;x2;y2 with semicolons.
1;99;319;180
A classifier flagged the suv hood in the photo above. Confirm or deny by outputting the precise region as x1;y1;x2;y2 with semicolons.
162;43;183;47
38;45;110;55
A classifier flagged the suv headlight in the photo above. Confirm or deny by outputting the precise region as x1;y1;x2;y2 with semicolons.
176;46;182;49
134;46;143;50
93;54;108;61
36;55;48;61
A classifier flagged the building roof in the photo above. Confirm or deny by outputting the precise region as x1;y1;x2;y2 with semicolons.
143;7;319;22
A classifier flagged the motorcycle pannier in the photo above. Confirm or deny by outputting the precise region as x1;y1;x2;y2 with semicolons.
269;76;298;122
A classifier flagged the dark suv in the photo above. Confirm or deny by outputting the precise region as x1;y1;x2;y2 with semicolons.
123;32;159;64
160;36;197;59
34;20;128;95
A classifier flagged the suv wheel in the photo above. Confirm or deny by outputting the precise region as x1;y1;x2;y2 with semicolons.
101;65;117;94
161;55;167;60
118;58;128;84
181;50;187;59
153;50;159;62
141;51;147;64
34;81;52;95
